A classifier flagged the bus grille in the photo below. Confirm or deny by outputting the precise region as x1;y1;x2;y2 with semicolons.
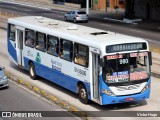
116;84;141;91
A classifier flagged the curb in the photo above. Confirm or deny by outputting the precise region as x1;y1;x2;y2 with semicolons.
150;48;160;53
5;70;89;119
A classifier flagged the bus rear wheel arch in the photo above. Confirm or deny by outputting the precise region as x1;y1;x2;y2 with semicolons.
29;62;37;80
78;83;89;104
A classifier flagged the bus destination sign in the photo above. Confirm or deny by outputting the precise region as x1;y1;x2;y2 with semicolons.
106;42;147;53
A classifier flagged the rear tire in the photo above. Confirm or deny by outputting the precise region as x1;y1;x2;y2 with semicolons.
64;16;67;21
29;62;37;80
73;18;77;23
78;84;89;104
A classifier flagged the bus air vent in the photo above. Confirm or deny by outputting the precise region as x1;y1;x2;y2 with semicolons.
67;25;78;30
91;32;108;35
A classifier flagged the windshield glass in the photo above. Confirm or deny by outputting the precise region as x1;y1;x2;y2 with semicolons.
103;52;150;83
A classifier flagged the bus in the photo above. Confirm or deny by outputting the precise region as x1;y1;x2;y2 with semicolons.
7;16;152;105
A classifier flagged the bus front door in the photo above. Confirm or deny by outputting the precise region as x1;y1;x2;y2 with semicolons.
16;27;24;67
92;52;100;103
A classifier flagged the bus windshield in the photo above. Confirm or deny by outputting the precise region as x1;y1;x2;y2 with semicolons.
103;52;150;84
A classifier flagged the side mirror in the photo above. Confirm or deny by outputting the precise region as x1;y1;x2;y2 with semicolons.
148;51;152;65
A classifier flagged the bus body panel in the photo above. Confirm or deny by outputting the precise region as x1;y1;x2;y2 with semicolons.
100;75;151;105
23;57;91;99
22;46;90;80
102;88;150;105
8;39;17;64
22;45;91;97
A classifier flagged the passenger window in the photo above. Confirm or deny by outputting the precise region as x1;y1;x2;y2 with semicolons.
25;29;35;47
9;24;16;41
60;39;73;61
74;43;89;67
47;35;59;56
35;32;46;51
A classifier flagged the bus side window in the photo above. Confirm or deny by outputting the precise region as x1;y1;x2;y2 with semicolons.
47;35;59;56
74;43;89;67
60;39;73;61
35;32;46;51
8;24;16;41
25;29;35;47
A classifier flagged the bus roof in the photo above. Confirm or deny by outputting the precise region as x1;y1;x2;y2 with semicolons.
8;16;148;51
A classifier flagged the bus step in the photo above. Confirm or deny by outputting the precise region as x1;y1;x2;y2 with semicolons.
18;65;24;69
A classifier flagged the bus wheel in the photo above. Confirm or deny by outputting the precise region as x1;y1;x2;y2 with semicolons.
78;84;88;104
29;62;36;80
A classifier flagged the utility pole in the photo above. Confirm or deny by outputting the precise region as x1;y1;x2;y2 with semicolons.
86;0;89;14
125;0;135;19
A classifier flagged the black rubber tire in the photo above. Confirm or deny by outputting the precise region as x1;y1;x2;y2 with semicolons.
73;18;77;23
78;84;89;104
64;17;67;21
29;62;37;80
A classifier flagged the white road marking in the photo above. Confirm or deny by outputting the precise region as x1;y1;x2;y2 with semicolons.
104;17;123;23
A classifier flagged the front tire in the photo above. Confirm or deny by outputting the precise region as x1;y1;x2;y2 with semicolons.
29;62;37;80
78;84;89;104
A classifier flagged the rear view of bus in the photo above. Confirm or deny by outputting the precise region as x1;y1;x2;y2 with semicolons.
100;42;152;105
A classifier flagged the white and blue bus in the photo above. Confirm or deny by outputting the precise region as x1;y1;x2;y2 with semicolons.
7;16;152;105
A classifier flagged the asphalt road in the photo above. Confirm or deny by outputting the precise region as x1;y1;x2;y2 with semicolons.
0;81;78;120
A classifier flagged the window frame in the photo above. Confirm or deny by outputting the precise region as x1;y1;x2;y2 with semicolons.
60;39;73;62
35;32;46;52
74;43;89;67
25;29;36;48
47;35;59;57
8;24;16;41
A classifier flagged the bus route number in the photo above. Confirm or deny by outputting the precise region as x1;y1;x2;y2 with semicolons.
119;59;128;64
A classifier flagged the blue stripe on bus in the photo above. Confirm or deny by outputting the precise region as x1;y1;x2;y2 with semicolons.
100;75;151;105
8;40;17;62
23;57;91;99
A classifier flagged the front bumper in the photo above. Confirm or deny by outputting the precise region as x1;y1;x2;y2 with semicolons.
102;88;150;105
0;79;9;89
76;17;88;21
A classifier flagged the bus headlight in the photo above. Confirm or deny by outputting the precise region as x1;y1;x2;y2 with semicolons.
141;84;150;93
102;89;115;96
